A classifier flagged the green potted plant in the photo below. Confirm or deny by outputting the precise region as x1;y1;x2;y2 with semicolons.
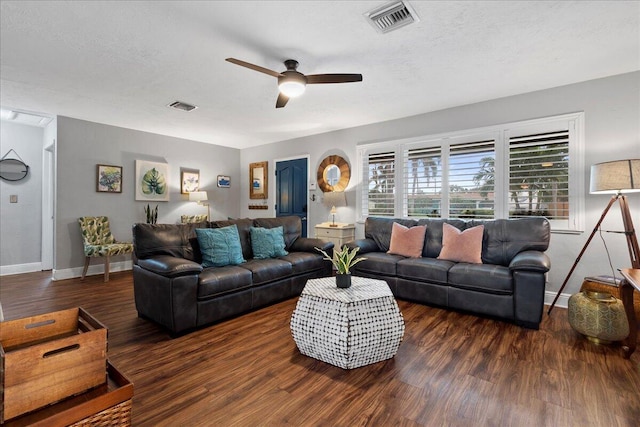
315;245;366;288
144;204;158;224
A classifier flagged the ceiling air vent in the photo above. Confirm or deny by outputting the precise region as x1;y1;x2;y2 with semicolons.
364;0;419;34
167;101;197;112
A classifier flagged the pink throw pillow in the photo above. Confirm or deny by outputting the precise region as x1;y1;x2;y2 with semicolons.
387;222;427;258
437;223;484;264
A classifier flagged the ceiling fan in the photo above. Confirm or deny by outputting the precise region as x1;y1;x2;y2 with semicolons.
226;58;363;108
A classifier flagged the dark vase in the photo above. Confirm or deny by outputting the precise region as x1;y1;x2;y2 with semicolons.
336;273;351;289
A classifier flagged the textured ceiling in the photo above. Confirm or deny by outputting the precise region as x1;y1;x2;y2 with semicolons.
1;1;638;149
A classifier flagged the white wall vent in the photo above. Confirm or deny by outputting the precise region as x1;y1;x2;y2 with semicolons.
167;101;197;112
364;1;419;34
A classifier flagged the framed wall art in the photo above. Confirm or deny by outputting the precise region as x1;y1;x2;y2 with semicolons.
217;175;230;188
181;169;200;193
96;164;123;193
135;160;169;201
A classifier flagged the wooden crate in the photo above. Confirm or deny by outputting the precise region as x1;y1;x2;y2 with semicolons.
3;362;133;427
0;307;108;422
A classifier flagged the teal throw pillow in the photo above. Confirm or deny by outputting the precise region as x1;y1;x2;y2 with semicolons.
195;225;246;267
250;226;288;259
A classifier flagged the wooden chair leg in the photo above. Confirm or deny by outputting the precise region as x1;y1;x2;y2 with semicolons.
82;257;91;280
104;255;110;283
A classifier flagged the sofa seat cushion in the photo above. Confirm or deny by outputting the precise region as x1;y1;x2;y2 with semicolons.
352;252;404;276
241;258;293;285
198;265;253;299
279;252;325;274
397;258;455;284
448;263;513;295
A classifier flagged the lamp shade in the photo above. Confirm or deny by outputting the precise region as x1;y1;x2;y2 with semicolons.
323;191;347;207
188;191;208;202
590;159;640;194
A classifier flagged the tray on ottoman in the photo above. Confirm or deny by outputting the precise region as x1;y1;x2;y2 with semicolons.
0;307;108;422
291;277;405;369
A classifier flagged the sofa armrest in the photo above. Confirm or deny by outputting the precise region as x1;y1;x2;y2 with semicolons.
345;238;379;254
509;251;550;273
290;237;334;253
137;255;203;278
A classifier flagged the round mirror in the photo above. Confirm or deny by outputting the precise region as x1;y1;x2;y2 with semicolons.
317;155;350;192
324;165;340;186
0;158;29;182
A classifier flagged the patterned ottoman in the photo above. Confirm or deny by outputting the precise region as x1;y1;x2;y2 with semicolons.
290;276;405;369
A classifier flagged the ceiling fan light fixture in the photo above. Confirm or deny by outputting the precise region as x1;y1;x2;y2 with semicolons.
278;72;307;98
278;81;306;98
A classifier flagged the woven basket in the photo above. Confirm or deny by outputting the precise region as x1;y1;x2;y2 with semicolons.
70;399;132;427
580;277;640;319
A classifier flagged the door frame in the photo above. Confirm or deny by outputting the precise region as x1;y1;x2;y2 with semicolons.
274;154;310;237
41;139;56;271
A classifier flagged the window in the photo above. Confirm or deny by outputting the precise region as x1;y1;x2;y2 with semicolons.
508;130;569;220
404;146;441;217
449;140;495;219
364;151;395;217
358;113;583;232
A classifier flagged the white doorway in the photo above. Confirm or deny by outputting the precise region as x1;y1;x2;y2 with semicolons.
41;139;55;271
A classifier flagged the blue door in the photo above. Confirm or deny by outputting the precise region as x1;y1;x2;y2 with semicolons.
276;158;308;237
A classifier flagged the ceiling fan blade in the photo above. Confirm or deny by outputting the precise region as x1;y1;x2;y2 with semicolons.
276;93;289;108
306;74;363;84
225;58;282;78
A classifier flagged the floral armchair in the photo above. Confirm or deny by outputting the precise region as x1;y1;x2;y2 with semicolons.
78;216;133;282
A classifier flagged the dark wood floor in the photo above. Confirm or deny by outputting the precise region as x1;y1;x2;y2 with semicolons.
1;271;639;426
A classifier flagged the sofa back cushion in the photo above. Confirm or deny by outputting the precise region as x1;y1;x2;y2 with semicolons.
469;218;550;266
133;223;201;262
417;218;467;258
364;217;418;252
254;216;301;250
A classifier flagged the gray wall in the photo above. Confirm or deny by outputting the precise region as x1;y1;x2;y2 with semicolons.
56;117;241;272
0;121;44;269
240;71;640;297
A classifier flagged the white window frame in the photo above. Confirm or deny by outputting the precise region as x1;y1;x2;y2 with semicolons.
356;112;585;233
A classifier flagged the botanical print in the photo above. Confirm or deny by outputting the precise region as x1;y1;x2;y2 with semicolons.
135;160;169;201
96;164;122;193
181;170;200;193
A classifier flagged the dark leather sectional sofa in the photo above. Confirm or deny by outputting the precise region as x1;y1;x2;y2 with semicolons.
346;217;551;329
132;216;333;335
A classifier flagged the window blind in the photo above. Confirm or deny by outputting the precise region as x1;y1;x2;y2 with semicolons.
366;151;395;216
404;146;441;217
449;140;495;219
508;130;569;220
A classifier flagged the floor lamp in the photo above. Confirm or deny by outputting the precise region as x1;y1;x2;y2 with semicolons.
548;159;640;315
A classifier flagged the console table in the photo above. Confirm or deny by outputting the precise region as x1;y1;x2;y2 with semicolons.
620;268;639;359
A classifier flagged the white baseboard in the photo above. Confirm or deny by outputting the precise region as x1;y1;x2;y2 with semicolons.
544;289;570;309
53;260;133;281
0;262;43;276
